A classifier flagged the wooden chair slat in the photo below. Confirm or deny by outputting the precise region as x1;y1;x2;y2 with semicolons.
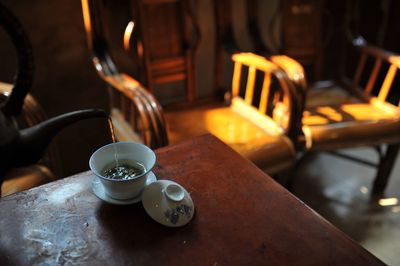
351;52;368;92
244;66;256;105
378;64;398;101
231;62;242;97
365;58;382;94
259;73;271;114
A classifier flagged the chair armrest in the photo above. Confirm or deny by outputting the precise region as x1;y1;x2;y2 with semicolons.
270;55;308;89
269;55;308;123
103;73;168;149
81;0;168;148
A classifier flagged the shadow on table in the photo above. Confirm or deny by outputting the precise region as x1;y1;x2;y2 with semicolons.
0;247;21;265
95;201;198;252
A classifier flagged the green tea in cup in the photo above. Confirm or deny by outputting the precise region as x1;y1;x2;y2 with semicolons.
102;160;146;180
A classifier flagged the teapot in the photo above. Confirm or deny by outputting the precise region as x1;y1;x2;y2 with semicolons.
0;3;108;182
0;108;107;179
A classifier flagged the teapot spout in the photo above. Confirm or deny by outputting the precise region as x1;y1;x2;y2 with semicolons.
17;109;108;167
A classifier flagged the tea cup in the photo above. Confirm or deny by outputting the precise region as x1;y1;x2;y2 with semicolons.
89;141;156;200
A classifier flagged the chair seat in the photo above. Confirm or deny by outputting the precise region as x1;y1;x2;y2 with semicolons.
306;82;360;108
166;104;295;175
303;91;400;150
1;165;54;197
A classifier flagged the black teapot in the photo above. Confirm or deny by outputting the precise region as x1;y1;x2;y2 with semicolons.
0;108;107;178
0;3;107;181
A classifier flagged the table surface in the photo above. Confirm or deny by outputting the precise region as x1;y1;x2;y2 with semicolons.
0;134;383;265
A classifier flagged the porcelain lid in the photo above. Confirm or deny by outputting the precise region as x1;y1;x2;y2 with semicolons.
142;180;194;227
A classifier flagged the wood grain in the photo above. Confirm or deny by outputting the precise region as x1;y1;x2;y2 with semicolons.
0;134;383;265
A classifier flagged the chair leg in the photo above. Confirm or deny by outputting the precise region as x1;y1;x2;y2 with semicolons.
372;144;400;196
285;152;313;191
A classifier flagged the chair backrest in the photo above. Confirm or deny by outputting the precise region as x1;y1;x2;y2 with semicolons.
230;53;300;142
271;39;400;117
130;0;200;103
213;0;242;97
81;0;168;148
350;39;400;107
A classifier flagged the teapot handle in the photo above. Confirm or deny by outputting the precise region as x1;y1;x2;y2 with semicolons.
0;2;33;117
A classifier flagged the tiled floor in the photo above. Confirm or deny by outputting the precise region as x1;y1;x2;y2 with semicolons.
292;147;400;265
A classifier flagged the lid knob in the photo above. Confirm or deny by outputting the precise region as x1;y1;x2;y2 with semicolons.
164;184;184;202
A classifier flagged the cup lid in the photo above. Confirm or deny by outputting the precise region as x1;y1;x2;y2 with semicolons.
142;180;194;227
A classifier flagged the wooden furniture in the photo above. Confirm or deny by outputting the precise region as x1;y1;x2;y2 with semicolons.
81;0;168;149
214;0;322;82
130;0;200;103
214;0;242;97
0;134;384;265
279;0;322;80
214;0;322;93
166;52;299;175
270;38;400;195
81;0;300;175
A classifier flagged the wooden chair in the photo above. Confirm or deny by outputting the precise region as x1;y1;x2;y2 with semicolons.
213;0;310;103
224;0;399;196
81;0;168;149
270;37;400;196
81;0;300;176
130;0;200;103
166;52;299;175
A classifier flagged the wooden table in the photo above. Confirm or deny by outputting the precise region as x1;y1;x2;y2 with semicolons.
0;134;383;265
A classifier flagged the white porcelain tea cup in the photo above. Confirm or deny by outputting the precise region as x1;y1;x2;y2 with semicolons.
89;142;156;200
